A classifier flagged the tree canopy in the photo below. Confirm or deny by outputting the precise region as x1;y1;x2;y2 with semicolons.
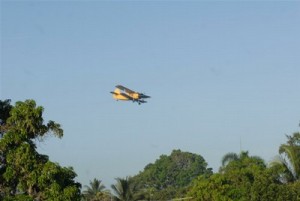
188;151;300;201
111;177;134;201
82;178;110;201
270;132;300;183
131;149;212;200
2;99;300;200
0;99;81;200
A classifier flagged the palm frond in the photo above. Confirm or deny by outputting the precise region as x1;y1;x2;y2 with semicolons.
221;152;238;167
83;178;106;199
269;155;295;183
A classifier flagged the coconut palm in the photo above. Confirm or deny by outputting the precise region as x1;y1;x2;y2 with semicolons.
220;151;264;172
111;177;134;201
83;178;108;201
270;132;300;183
221;152;240;167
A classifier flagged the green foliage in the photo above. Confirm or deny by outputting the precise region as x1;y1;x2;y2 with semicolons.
2;99;299;200
83;178;110;201
7;100;63;141
37;161;81;200
3;194;34;201
220;151;264;172
188;174;232;201
0;99;12;137
131;149;212;200
289;180;300;200
270;132;300;183
111;177;134;201
188;151;299;201
0;99;81;200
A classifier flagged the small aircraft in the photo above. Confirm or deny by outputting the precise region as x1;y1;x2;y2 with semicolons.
110;85;151;105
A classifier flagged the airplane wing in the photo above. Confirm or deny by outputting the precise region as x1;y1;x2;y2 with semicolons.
120;92;134;100
116;85;136;94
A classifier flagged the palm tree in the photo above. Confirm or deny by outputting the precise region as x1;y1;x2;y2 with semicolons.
220;151;264;172
270;132;300;183
83;178;108;201
221;152;240;167
111;177;134;201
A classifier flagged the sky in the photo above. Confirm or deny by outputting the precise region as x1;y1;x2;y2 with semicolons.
1;1;300;188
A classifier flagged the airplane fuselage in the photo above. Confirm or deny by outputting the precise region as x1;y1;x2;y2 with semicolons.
110;85;150;104
111;89;130;101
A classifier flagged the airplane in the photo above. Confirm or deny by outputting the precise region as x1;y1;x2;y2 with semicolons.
110;85;150;105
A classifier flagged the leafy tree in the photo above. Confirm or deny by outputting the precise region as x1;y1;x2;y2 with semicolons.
0;99;13;198
0;99;81;200
220;151;264;172
111;177;134;201
131;149;212;200
270;132;300;183
0;99;12;137
83;178;110;201
188;151;299;201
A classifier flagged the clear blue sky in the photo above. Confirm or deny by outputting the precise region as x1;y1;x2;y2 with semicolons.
1;1;300;188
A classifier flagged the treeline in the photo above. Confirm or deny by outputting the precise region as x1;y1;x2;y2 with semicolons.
0;99;299;201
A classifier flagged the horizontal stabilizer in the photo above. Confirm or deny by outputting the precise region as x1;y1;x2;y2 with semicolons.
139;94;151;99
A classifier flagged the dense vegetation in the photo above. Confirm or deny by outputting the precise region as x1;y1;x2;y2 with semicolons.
1;99;300;200
0;100;81;200
130;149;212;200
188;150;300;200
